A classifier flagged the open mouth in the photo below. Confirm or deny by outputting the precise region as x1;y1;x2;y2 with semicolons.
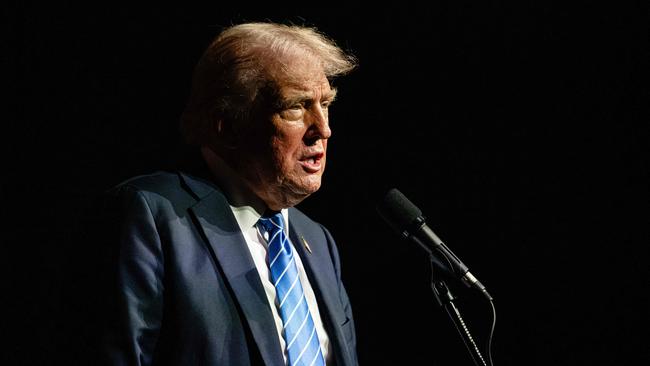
299;152;324;173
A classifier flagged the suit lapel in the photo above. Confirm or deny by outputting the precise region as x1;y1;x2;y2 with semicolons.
182;173;284;366
288;214;353;366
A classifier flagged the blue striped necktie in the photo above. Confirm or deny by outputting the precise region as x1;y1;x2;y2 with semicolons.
257;213;325;366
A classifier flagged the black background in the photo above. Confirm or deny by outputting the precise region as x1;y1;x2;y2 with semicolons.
4;2;650;365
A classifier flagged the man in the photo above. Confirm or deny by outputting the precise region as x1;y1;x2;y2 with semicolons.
94;22;358;365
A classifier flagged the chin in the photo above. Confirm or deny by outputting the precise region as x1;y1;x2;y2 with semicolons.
280;180;320;205
299;177;323;195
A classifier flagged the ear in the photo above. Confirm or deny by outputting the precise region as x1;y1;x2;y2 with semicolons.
210;118;238;149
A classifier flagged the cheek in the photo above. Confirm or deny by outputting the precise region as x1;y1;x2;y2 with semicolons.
270;138;298;173
275;131;304;159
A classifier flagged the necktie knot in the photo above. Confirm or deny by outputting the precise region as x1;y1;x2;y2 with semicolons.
257;212;284;236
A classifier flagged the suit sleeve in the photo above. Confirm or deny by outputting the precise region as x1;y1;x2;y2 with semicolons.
99;185;165;366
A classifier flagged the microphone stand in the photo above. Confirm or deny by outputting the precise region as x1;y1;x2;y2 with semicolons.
430;258;489;366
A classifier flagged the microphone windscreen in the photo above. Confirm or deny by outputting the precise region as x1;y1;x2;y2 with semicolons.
376;188;422;234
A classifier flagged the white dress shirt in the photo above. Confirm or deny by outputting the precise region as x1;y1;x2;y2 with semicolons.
230;205;331;364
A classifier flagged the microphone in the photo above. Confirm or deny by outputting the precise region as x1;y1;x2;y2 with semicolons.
376;188;492;300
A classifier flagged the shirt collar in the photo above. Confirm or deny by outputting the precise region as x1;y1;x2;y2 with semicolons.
230;205;289;232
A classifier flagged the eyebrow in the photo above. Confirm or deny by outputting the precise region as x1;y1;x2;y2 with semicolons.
279;87;338;108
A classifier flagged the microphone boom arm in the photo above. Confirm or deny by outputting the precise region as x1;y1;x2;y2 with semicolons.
406;220;492;301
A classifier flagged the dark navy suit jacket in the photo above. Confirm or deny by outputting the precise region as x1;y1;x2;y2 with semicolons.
94;168;357;366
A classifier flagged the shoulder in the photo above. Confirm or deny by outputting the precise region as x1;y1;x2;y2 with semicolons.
288;206;321;229
288;207;336;241
106;171;199;213
113;171;183;194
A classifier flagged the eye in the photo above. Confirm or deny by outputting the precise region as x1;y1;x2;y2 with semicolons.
279;104;304;121
321;99;334;109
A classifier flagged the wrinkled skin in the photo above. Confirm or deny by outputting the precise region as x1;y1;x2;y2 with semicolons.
224;56;337;211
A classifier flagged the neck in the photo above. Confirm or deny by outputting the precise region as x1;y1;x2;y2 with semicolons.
200;146;267;216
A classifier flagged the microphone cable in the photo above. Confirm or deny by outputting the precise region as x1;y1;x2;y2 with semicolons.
487;298;496;366
430;259;497;366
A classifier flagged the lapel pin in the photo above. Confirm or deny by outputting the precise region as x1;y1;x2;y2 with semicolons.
300;236;313;254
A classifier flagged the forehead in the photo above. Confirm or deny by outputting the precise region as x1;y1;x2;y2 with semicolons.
266;55;334;100
278;76;334;102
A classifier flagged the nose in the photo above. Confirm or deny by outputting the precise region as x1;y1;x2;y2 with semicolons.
304;104;332;145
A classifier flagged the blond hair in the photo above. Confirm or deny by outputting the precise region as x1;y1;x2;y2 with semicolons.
180;22;357;146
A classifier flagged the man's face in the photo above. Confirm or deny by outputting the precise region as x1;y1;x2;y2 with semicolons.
233;57;337;210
